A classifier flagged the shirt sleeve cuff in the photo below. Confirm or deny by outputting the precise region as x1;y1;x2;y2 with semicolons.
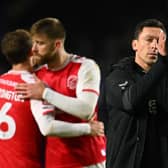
42;87;52;100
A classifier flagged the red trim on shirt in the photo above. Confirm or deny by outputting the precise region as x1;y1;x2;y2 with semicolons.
42;110;54;115
82;89;99;96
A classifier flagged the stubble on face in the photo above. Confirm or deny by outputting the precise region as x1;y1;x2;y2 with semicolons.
38;40;57;65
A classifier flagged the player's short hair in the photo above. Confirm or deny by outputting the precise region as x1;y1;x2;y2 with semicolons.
1;29;32;64
30;17;66;40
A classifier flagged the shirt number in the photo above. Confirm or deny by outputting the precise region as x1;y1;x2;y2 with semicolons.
0;102;16;140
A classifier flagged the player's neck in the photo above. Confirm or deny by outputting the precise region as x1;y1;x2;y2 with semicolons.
48;51;70;70
12;62;33;72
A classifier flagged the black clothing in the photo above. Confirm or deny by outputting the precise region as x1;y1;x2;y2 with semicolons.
104;56;168;168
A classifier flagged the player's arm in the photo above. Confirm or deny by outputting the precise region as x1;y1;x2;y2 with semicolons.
16;60;100;120
30;99;104;137
43;60;100;120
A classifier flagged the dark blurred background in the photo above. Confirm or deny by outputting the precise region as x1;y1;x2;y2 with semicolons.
0;0;168;76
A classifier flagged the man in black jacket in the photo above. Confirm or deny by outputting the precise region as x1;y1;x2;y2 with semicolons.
104;19;168;168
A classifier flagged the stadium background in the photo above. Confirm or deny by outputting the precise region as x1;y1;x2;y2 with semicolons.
0;0;167;76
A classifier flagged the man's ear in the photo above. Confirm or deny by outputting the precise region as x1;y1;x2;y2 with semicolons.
132;39;138;51
55;39;63;48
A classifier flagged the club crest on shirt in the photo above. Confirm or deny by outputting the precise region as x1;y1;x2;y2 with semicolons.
67;75;78;90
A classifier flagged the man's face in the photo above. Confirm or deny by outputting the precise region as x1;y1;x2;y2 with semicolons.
132;27;164;70
31;34;56;65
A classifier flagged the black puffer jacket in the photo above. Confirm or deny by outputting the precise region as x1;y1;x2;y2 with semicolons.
104;56;168;168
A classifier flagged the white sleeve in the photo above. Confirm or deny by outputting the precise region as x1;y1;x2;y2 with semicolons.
30;99;91;137
42;59;101;120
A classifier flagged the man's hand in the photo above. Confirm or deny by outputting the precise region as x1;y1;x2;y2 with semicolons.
89;120;104;136
15;76;45;99
157;30;167;56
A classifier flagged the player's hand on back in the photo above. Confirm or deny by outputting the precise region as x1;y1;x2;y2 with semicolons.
89;120;104;136
15;76;45;100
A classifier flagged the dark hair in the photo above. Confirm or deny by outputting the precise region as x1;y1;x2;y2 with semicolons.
1;29;32;65
133;19;167;39
30;17;66;40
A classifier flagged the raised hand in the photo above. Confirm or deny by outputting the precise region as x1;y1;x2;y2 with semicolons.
157;30;167;56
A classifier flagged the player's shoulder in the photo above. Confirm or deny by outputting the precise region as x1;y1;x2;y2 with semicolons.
0;72;9;78
20;72;36;83
0;70;36;84
70;54;97;66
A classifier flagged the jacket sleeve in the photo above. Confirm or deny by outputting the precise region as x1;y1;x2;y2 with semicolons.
105;56;168;115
